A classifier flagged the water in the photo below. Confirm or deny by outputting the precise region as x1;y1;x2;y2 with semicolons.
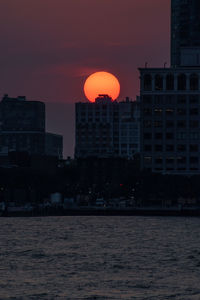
1;216;200;300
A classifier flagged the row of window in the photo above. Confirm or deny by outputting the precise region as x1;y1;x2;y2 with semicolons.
143;108;199;116
144;144;199;152
144;120;200;128
143;73;199;91
144;156;199;164
143;95;199;104
144;132;199;139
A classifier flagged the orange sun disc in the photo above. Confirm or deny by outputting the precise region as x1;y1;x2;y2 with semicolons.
84;71;120;102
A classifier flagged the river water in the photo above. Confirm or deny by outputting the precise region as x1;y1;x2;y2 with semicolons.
0;216;200;299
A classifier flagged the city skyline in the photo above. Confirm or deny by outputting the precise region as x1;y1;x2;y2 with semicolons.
0;0;170;157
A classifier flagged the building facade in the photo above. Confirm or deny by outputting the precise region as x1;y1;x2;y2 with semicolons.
140;68;200;174
75;95;140;158
171;0;200;67
139;0;200;174
0;95;63;158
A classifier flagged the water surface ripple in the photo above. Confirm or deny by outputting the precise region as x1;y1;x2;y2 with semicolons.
0;216;200;299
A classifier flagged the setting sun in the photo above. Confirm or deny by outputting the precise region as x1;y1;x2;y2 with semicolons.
84;71;120;102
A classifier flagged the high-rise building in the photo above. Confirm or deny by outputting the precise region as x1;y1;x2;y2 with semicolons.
0;95;63;158
171;0;200;67
139;0;200;174
139;68;200;174
75;95;140;158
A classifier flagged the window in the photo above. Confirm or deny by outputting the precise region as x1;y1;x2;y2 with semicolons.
177;109;186;115
177;145;186;151
177;132;186;140
155;133;163;139
166;74;174;90
155;157;163;164
190;108;198;115
178;74;186;90
144;133;152;139
155;145;163;151
144;156;152;163
190;121;199;128
144;145;152;151
177;121;186;128
166;157;175;164
166;108;174;115
154;121;162;128
166;145;174;151
177;157;186;164
165;95;174;104
143;74;152;91
190;145;198;152
190;157;198;164
166;133;174;139
190;132;199;140
166;121;174;128
177;95;186;104
144;108;152;115
190;74;199;90
155;74;163;90
154;108;162;115
144;121;152;128
154;95;163;104
189;95;198;104
143;95;152;104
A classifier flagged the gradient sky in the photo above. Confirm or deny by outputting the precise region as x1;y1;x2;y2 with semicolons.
0;0;170;157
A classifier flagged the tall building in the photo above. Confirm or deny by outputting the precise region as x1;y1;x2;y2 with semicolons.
171;0;200;67
140;0;200;174
75;95;140;158
0;95;63;159
140;68;200;174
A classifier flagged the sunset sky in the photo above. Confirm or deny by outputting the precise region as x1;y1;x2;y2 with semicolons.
0;0;170;157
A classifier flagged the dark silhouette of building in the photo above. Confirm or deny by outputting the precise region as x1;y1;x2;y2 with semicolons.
171;0;200;67
0;95;63;160
139;0;200;174
75;95;140;158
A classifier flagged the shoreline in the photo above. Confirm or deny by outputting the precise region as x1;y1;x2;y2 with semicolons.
1;207;200;217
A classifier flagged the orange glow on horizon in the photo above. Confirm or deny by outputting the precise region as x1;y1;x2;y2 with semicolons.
84;71;120;102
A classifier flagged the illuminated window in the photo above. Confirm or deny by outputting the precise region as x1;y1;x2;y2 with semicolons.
166;108;174;115
144;156;152;163
154;108;163;115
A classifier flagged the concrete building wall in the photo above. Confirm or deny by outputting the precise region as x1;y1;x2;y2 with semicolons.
75;95;140;158
0;95;45;132
0;95;63;159
171;0;200;67
140;67;200;174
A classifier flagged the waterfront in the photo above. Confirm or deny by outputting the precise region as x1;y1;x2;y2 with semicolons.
1;216;200;299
